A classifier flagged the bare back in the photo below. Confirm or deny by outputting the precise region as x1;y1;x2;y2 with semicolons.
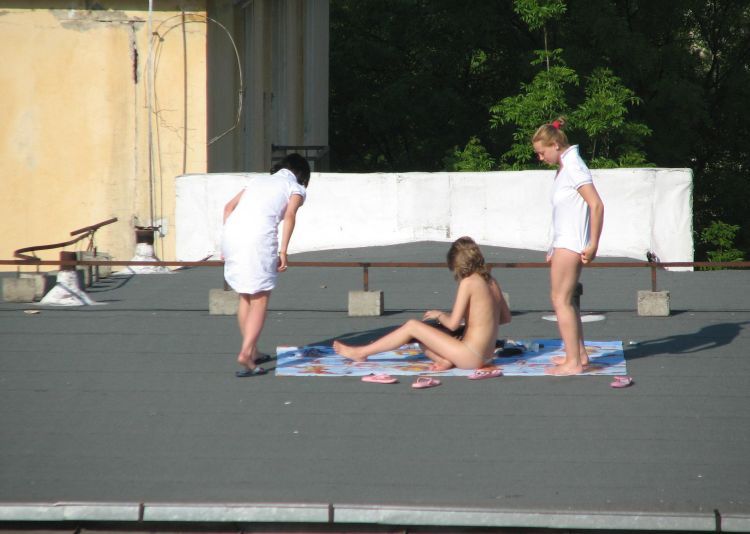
459;274;509;359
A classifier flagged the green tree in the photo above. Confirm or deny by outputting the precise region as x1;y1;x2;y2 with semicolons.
489;0;652;169
699;221;745;267
444;136;496;171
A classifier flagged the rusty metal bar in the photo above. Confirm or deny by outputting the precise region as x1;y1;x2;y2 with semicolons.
14;218;118;261
70;217;118;237
2;259;750;269
1;259;749;294
14;234;94;261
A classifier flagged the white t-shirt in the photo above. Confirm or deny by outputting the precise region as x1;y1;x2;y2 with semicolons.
550;145;593;254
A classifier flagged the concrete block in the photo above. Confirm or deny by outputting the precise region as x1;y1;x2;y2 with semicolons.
2;278;37;302
99;253;113;278
637;290;670;317
77;251;112;284
209;288;238;315
19;272;53;300
348;290;384;317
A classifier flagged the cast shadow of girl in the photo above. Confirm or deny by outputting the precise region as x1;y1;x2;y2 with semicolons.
625;321;748;360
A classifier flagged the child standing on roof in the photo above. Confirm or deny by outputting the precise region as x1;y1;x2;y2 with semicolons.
334;237;511;371
532;118;604;375
221;153;311;377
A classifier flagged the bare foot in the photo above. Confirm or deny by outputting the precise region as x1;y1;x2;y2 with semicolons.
237;351;251;367
551;353;589;366
333;340;368;362
545;362;584;375
429;361;454;372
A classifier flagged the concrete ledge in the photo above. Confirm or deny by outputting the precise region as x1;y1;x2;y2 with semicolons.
0;502;731;530
348;290;384;316
723;513;750;532
0;503;140;521
209;288;238;315
332;505;717;531
2;277;37;302
19;272;53;300
637;290;671;316
142;503;330;523
77;251;113;284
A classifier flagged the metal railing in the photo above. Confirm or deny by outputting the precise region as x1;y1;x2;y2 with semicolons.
1;254;748;292
12;218;118;262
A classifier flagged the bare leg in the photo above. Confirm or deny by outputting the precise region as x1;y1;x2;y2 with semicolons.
551;295;590;366
334;319;482;369
546;249;585;376
236;291;270;369
421;346;455;371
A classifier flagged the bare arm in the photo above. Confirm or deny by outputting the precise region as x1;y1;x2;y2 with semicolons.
497;282;511;325
423;277;471;331
277;194;305;272
223;190;245;223
578;183;604;264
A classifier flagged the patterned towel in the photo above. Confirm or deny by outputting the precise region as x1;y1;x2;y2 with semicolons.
275;339;626;377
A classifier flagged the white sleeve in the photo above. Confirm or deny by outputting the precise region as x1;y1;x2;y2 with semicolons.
289;182;307;204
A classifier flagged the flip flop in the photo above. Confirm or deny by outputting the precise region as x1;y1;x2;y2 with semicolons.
467;368;503;380
254;353;273;365
235;367;267;378
361;373;398;384
411;377;441;389
610;376;633;388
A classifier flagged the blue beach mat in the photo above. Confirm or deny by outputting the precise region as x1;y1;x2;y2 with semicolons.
275;339;626;377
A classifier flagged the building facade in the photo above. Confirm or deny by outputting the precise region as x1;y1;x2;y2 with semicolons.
0;0;329;270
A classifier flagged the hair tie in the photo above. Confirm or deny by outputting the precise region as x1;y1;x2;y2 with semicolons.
551;120;561;130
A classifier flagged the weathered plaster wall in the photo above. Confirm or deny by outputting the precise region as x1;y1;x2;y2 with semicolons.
0;3;207;270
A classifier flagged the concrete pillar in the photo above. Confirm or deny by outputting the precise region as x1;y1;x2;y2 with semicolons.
209;288;239;315
573;282;583;310
637;290;670;317
348;290;384;317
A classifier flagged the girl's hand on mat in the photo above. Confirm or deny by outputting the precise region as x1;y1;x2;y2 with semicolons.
423;310;442;322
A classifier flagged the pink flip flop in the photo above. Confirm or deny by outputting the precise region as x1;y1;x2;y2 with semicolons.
610;376;634;388
361;373;398;384
468;369;503;380
411;377;441;389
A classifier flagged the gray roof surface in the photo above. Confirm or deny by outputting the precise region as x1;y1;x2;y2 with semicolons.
1;242;749;531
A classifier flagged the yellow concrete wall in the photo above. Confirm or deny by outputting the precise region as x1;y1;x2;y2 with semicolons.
0;2;207;271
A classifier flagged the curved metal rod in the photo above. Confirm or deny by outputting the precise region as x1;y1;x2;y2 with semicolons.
14;217;118;261
70;217;118;236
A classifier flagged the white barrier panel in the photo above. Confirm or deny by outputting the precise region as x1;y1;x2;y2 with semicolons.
175;169;693;265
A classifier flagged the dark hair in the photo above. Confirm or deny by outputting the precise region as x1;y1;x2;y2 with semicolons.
270;153;311;187
446;236;491;281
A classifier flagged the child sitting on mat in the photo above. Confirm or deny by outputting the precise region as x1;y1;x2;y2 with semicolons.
333;236;511;371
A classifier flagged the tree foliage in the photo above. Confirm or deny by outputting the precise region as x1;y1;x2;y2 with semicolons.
490;0;652;169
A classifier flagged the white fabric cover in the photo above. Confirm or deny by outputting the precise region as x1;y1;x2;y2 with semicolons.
176;168;694;269
221;169;306;294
